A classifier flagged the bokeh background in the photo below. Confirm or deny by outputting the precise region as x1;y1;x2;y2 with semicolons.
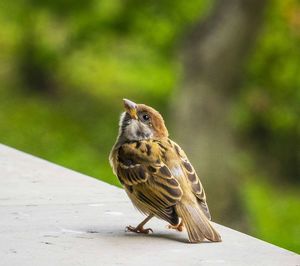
0;0;299;252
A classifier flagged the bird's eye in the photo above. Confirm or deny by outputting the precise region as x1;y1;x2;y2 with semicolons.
142;114;150;121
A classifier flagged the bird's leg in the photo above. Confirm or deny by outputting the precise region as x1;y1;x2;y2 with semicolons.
168;220;184;232
125;214;154;234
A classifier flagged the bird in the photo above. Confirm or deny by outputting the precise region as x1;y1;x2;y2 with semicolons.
109;99;221;243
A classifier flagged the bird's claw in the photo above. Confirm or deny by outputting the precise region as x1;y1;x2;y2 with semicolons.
125;225;153;234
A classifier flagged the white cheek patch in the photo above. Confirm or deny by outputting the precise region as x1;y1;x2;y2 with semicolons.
139;123;153;138
125;120;140;140
125;120;153;141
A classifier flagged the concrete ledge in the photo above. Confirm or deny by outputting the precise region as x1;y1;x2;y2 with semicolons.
0;144;299;266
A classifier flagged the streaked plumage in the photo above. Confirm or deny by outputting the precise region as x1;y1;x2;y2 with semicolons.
109;99;221;243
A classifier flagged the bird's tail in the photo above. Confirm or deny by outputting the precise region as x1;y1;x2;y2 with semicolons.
176;202;221;243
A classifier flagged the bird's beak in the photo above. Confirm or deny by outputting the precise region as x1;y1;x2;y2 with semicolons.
123;99;138;119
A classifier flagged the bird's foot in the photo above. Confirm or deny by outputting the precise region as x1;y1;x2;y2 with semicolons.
167;221;184;232
125;225;153;234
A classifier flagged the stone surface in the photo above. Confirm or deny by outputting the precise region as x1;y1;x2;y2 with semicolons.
0;144;299;266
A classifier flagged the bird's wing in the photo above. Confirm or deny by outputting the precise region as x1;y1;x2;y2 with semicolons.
169;140;211;220
116;140;183;224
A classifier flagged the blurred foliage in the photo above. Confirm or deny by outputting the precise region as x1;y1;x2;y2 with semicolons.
243;181;300;252
0;0;299;253
233;0;300;183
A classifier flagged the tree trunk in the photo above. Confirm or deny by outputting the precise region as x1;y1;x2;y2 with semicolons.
172;0;267;230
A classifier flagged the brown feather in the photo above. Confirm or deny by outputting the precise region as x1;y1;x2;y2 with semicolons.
109;100;221;243
111;140;182;225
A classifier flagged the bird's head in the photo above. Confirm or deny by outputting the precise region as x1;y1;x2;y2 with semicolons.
119;99;169;141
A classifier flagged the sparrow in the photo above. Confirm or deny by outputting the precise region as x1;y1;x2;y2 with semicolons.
109;99;221;243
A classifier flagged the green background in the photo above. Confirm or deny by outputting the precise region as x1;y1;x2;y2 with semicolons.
0;0;299;253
